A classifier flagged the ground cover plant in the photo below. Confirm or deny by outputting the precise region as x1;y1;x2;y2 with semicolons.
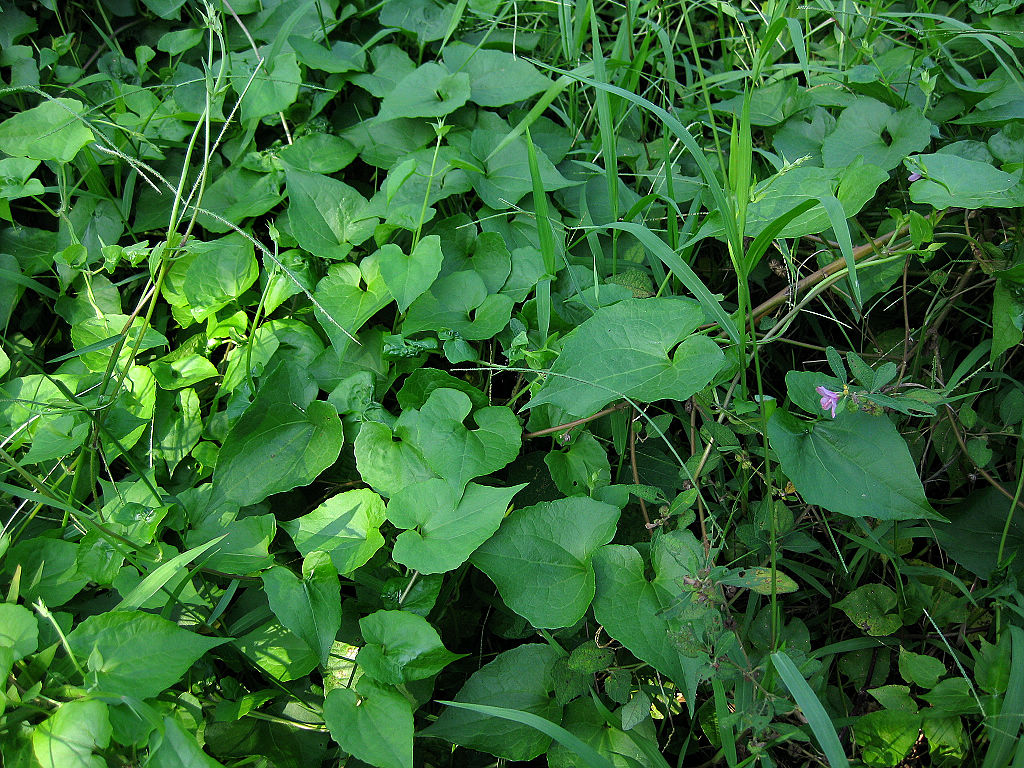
1;0;1023;765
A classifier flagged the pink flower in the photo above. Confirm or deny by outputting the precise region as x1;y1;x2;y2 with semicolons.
816;386;840;418
908;172;922;182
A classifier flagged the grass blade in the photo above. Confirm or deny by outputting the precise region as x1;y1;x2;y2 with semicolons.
435;700;616;768
771;651;849;768
116;536;226;611
983;626;1024;768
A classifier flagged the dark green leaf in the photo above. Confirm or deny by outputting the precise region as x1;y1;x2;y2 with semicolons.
527;298;725;417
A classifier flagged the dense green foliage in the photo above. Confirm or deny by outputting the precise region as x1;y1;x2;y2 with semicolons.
1;0;1023;766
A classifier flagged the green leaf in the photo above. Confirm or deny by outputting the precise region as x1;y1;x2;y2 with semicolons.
993;279;1024;360
313;255;393;356
822;98;931;171
235;620;318;682
425;644;562;761
70;314;167;373
115;536;226;611
444;699;619;768
907;153;1024;210
853;710;920;767
527;298;725;417
388;479;526;573
284;165;377;261
898;648;945;689
377;235;443;312
141;0;186;19
281;488;386;575
262;551;342;666
211;363;344;508
378;62;471;120
465;119;575;209
471;496;619;628
592;531;712;709
933;487;1024;579
152;387;202;473
32;699;111;768
288;36;365;74
718;566;799;595
835;583;902;636
403;270;515;340
149;354;218;390
0;98;94;162
186;513;275;575
545;432;612;496
767;409;937;521
147;715;226;768
324;678;413;768
3;537;88;607
179;235;259;322
442;43;552;107
67;611;227;699
234;52;301;124
378;0;456;43
356;388;521;497
0;604;38;661
356;610;462;684
396;368;489;411
771;652;850;768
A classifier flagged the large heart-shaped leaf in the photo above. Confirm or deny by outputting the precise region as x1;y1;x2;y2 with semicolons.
425;644;561;761
67;611;227;700
0;98;94;162
387;479;526;573
378;62;470;120
32;700;111;768
767;409;938;521
355;610;462;684
313;255;393;357
281;489;386;575
465;119;575;209
822;98;931;171
377;235;443;312
592;531;712;709
907;153;1024;210
403;270;515;340
527;298;725;417
355;388;521;497
324;678;413;768
262;551;342;666
284;165;378;261
471;496;620;628
442;43;552;107
211;364;344;509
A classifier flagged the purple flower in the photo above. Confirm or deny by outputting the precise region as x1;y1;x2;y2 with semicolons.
907;172;922;182
816;386;840;418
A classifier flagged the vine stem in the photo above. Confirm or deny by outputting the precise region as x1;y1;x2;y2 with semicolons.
522;401;631;438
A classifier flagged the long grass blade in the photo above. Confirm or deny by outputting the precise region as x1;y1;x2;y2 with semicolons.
435;700;616;768
771;651;849;768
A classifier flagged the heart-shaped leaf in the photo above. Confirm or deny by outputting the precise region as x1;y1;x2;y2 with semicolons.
211;363;344;509
262;551;341;666
377;235;443;312
324;678;413;768
388;479;526;573
527;298;725;417
471;496;620;628
592;531;713;709
356;610;463;684
355;388;521;497
281;489;386;575
767;409;938;521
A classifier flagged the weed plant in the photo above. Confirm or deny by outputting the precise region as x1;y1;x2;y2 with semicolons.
1;0;1023;766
